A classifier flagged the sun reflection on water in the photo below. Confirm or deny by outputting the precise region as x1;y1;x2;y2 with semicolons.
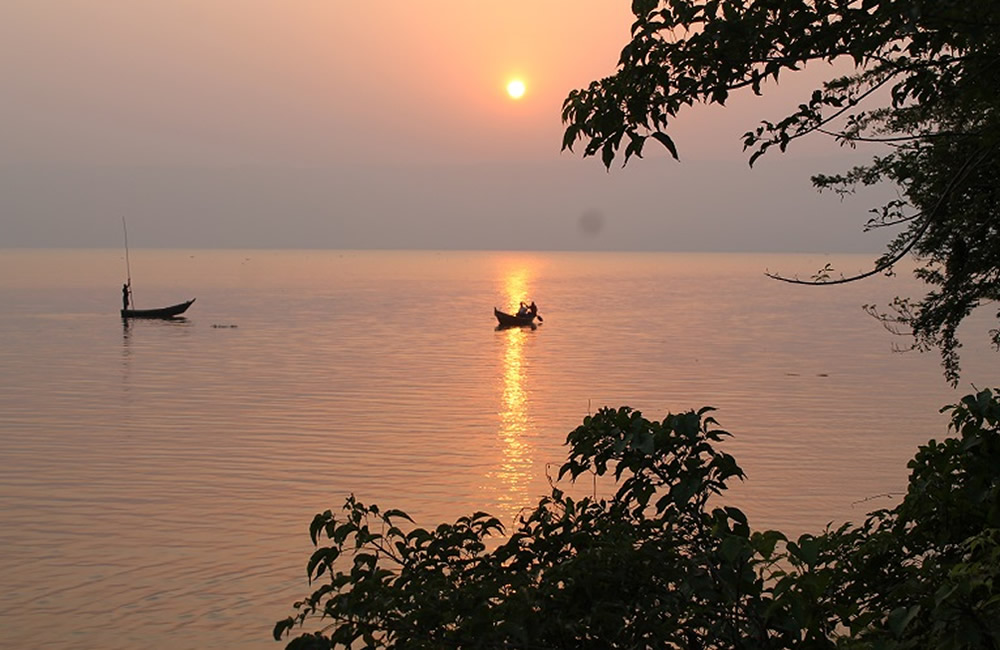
488;264;539;521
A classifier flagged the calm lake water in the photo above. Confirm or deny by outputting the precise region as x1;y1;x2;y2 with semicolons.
0;249;995;649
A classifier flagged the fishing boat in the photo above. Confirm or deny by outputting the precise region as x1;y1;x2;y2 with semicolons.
494;307;538;328
119;217;195;320
121;299;196;320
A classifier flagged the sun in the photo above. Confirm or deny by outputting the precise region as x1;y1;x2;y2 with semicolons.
506;79;526;99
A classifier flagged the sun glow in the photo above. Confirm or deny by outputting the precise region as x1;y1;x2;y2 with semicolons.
506;79;526;99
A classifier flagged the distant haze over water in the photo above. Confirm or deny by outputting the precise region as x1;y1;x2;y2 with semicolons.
0;155;894;253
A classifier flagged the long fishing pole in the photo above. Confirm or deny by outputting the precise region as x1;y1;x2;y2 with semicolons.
122;216;133;308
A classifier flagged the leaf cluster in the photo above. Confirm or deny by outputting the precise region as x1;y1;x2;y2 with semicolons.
275;389;1000;648
825;388;1000;648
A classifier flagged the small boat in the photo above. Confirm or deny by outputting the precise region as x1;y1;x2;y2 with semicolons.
121;298;196;320
119;218;195;320
494;307;537;328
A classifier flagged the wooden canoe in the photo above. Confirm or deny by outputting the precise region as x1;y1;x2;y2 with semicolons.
121;298;195;319
494;307;536;328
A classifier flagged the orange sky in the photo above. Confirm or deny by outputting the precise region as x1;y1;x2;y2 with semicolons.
0;1;889;252
3;2;632;166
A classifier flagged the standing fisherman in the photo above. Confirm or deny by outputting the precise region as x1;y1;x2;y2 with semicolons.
122;217;133;313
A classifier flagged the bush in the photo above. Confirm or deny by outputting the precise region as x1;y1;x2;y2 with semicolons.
276;390;1000;649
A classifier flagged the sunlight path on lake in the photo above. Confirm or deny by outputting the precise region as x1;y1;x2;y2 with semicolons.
488;265;537;521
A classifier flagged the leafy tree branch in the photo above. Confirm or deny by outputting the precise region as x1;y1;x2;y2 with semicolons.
561;0;1000;383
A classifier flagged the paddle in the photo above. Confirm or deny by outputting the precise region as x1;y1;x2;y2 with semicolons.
536;313;543;322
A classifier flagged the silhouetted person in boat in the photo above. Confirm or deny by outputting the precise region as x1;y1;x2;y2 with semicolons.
122;283;130;311
517;301;529;316
528;301;538;316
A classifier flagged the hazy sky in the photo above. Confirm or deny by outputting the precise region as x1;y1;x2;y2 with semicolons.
1;1;892;252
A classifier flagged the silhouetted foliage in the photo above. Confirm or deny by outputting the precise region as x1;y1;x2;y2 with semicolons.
276;389;1000;648
560;0;1000;384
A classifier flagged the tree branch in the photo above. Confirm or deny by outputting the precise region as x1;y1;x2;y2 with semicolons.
815;127;978;143
766;146;992;286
